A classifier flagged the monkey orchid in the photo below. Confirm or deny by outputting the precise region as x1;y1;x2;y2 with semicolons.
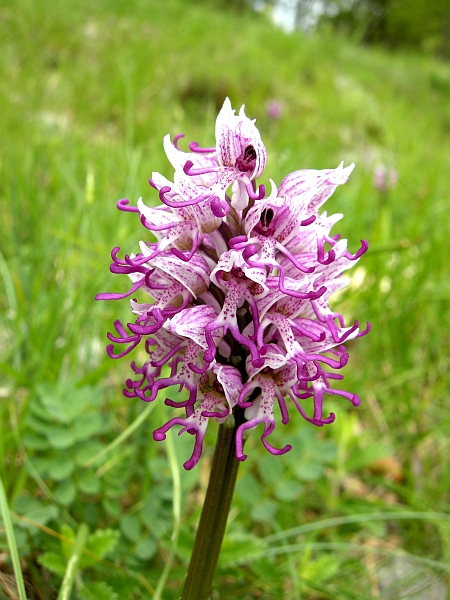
96;98;370;600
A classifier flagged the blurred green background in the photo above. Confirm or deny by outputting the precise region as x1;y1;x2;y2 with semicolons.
1;0;450;598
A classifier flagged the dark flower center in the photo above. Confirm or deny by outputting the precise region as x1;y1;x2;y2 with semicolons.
260;208;274;229
235;145;257;173
255;207;275;236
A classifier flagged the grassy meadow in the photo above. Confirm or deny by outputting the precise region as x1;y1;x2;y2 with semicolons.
1;0;450;597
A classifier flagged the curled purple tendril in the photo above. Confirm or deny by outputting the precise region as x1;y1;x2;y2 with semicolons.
357;321;371;337
344;239;369;260
117;198;139;213
210;196;230;217
189;141;216;153
301;215;316;226
277;266;326;300
229;235;248;248
171;243;198;262
276;244;316;274
140;214;177;232
242;244;259;266
183;160;216;177
317;240;336;265
159;185;210;208
246;181;266;200
173;134;185;150
95;279;145;301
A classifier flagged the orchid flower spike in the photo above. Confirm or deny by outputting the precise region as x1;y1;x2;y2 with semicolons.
97;98;370;469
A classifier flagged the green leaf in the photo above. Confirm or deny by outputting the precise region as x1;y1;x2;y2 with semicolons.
235;472;262;506
77;471;101;495
78;582;119;600
300;553;340;584
294;462;323;482
13;496;42;514
48;455;76;481
345;443;391;472
102;498;121;519
73;414;108;441
251;500;277;523
274;479;303;502
28;456;53;476
316;441;338;464
46;426;75;450
120;515;141;542
29;397;54;421
174;528;195;561
219;532;267;567
22;432;50;451
248;556;280;590
60;523;75;559
14;496;58;529
85;528;119;560
134;536;157;560
258;454;285;487
36;382;87;423
75;440;105;466
38;551;66;577
54;480;76;506
26;414;53;435
81;502;100;525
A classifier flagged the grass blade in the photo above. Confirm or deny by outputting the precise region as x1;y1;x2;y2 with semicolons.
0;474;28;600
263;541;450;573
56;523;89;600
153;428;182;600
264;511;450;544
84;402;156;467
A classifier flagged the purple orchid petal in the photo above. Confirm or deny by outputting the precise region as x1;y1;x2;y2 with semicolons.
213;364;243;410
167;305;218;348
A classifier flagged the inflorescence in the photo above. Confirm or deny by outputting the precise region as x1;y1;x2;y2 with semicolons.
96;98;370;470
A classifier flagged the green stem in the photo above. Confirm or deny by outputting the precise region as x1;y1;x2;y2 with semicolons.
180;411;243;600
57;523;89;600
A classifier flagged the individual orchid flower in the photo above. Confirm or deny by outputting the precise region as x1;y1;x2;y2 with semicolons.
215;97;267;183
96;97;370;470
153;363;242;470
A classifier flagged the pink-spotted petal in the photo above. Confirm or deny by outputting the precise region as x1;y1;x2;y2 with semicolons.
215;97;267;180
